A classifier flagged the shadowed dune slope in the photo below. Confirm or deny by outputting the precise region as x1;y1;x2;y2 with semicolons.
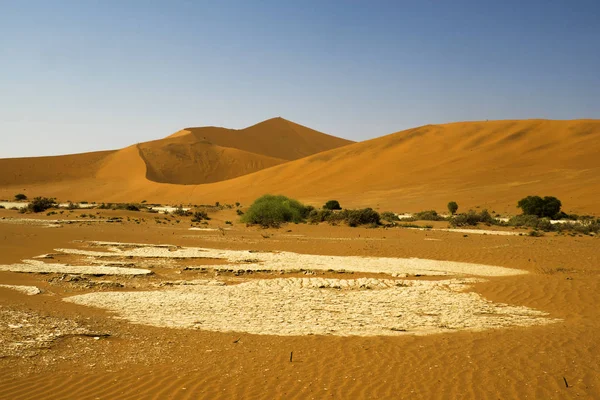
173;117;355;161
138;140;286;185
140;117;353;184
0;117;352;187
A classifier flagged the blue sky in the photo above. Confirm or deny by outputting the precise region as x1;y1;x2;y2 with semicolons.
1;0;599;157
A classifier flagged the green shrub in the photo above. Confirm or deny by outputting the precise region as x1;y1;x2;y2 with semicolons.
447;201;458;215
27;197;57;213
381;212;399;222
449;210;495;227
323;200;342;210
307;209;332;223
125;203;140;211
67;202;80;210
241;195;308;227
173;206;192;217
414;210;446;221
236;209;244;216
344;208;380;227
508;214;540;229
14;193;27;201
192;211;210;222
517;196;562;218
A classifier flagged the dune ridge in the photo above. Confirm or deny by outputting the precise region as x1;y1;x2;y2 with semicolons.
0;119;598;214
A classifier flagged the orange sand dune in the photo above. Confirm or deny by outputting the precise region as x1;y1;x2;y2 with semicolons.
173;117;355;161
139;140;285;185
1;119;599;214
0;117;352;192
0;150;115;187
188;119;599;213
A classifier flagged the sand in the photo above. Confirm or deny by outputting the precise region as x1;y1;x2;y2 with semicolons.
1;119;598;214
0;211;598;399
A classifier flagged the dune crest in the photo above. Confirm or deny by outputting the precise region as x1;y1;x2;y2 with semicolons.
1;119;598;213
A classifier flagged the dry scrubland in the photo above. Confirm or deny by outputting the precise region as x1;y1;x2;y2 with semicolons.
0;118;599;399
0;204;599;399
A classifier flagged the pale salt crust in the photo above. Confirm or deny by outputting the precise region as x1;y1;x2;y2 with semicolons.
64;277;557;336
0;218;104;226
0;260;151;276
149;206;191;214
0;202;97;209
0;284;41;295
56;241;527;277
436;228;521;236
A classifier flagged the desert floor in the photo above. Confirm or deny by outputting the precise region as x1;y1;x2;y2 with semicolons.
0;207;598;399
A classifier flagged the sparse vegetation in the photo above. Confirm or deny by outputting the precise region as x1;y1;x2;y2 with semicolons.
381;212;399;223
241;195;309;228
27;197;57;213
323;200;342;210
307;209;334;224
447;201;458;215
14;193;27;201
173;206;192;217
236;209;244;216
67;202;80;210
192;211;210;222
414;210;446;221
344;208;381;227
449;209;494;227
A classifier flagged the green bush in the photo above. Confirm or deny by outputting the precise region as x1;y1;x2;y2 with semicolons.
381;211;399;222
508;214;540;228
67;202;80;210
447;201;458;215
323;200;342;210
173;206;192;217
27;197;57;213
344;208;380;227
241;195;309;227
517;196;562;218
236;209;244;216
192;211;210;222
414;210;446;221
308;209;332;223
14;193;27;201
449;210;495;227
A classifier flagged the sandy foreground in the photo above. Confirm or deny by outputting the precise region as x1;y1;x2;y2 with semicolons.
0;208;598;399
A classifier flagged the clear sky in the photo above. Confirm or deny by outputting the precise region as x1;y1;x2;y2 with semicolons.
1;0;599;157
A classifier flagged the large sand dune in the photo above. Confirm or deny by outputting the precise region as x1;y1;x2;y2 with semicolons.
0;117;352;190
194;119;600;213
1;119;599;213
